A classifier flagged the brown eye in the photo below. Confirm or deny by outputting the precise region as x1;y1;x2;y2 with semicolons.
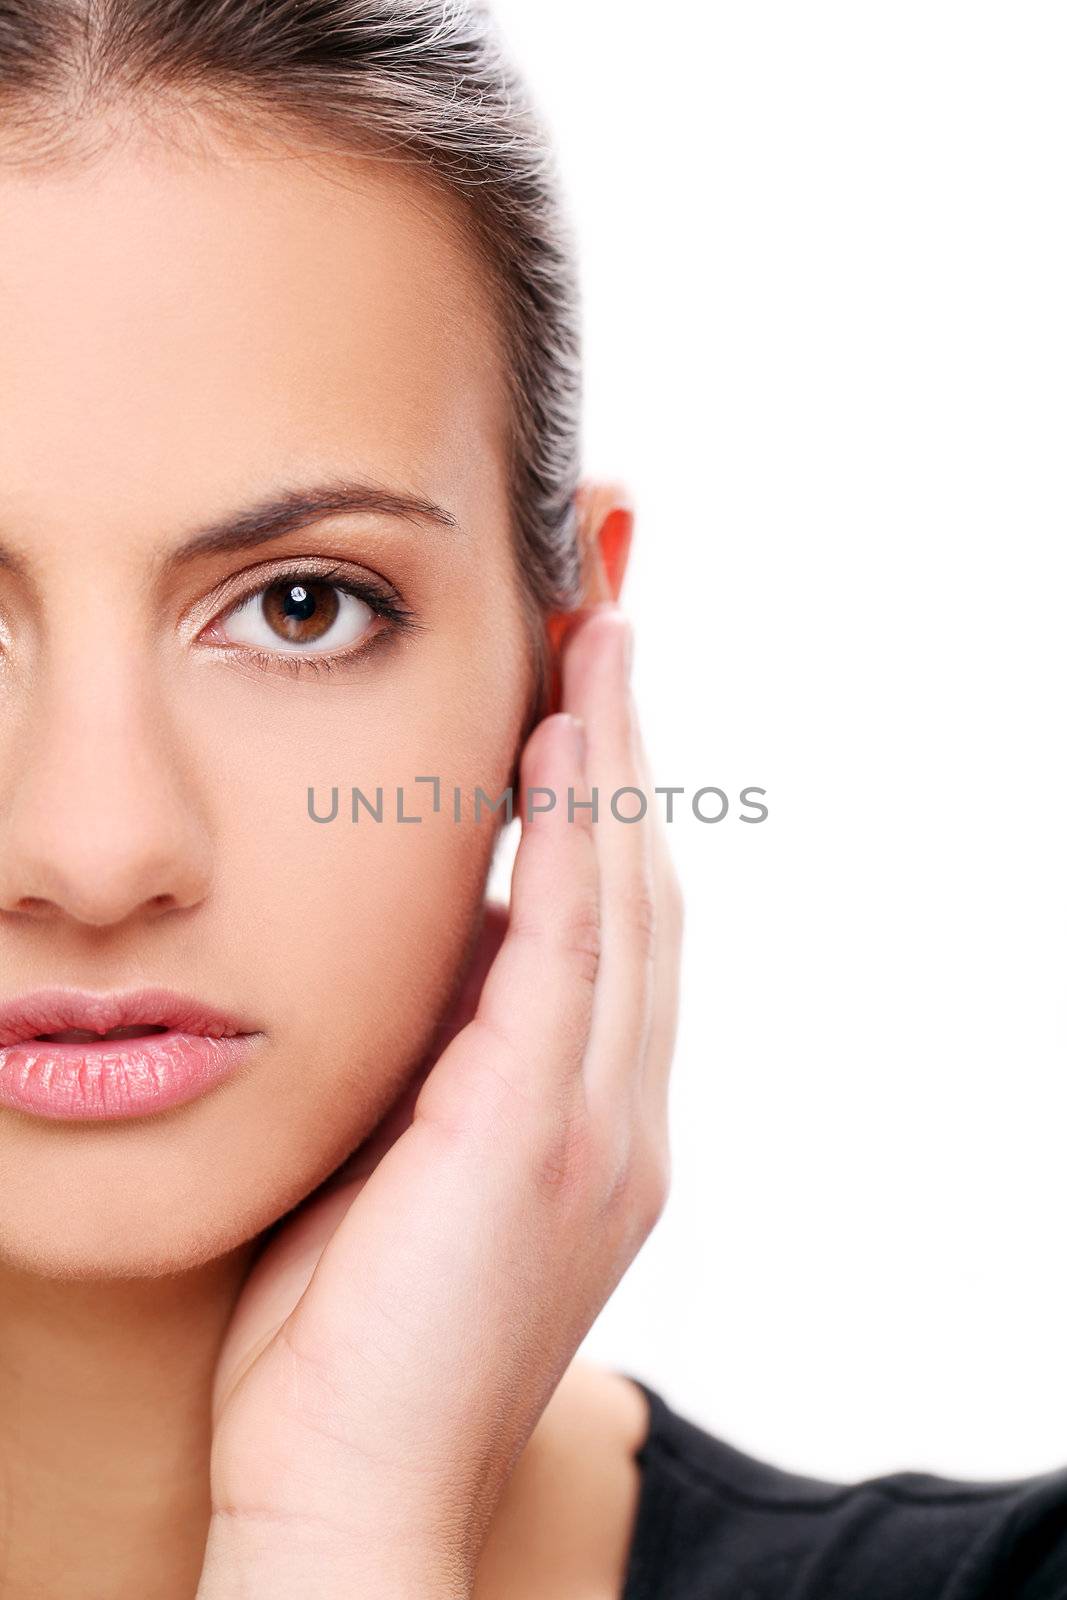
218;577;377;657
262;579;338;643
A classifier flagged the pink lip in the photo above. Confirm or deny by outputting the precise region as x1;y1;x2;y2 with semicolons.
0;986;263;1122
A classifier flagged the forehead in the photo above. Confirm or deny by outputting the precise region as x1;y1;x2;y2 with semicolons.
0;126;510;558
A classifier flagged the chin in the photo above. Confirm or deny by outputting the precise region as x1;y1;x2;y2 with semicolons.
0;1125;332;1282
0;1191;270;1282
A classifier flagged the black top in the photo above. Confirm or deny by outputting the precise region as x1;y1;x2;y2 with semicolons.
618;1375;1067;1599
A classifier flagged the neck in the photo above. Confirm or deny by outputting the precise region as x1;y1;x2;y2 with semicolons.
0;1256;647;1600
0;1242;259;1600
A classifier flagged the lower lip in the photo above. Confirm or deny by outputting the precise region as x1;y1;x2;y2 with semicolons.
0;1031;260;1122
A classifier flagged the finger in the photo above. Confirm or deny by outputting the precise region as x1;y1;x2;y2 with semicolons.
557;605;656;1121
628;700;685;1157
418;709;599;1137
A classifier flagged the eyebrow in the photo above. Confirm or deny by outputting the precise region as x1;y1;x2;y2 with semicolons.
163;477;460;570
0;475;460;578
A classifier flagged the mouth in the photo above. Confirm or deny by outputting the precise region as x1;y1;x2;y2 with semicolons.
32;1023;172;1043
0;987;262;1122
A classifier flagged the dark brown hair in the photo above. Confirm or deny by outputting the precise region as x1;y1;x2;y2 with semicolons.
0;0;584;718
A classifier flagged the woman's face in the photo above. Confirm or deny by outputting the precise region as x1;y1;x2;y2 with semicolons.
0;122;536;1277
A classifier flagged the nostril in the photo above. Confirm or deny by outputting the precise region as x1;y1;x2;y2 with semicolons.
14;898;57;917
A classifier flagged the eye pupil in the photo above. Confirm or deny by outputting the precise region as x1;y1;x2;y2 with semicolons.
263;578;340;642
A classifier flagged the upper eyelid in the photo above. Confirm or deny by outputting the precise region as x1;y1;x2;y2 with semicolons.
180;553;399;638
220;562;384;613
0;556;411;668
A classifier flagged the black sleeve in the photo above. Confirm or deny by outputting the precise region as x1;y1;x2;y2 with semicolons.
621;1378;1067;1600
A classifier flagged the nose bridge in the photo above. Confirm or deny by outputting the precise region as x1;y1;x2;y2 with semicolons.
0;625;213;927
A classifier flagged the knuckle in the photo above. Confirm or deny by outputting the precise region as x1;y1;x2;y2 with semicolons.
528;1092;593;1203
555;892;602;985
509;894;602;988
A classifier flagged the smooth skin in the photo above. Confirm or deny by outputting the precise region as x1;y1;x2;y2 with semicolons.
199;605;682;1598
0;108;682;1599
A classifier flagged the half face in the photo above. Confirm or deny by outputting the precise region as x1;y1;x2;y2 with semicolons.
0;118;536;1277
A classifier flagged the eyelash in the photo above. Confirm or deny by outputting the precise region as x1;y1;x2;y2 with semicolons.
207;561;422;678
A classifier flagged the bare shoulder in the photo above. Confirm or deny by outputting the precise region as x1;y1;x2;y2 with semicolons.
473;1358;653;1600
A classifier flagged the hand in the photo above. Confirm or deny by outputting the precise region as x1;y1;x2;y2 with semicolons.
195;604;685;1599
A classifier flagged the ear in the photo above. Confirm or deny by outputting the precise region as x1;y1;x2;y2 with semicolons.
572;479;635;604
540;481;635;714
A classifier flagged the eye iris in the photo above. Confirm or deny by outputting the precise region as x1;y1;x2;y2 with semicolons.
262;580;339;643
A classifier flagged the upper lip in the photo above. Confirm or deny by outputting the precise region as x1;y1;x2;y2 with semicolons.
0;987;259;1049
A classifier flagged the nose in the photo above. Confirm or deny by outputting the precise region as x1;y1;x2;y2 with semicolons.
0;653;212;929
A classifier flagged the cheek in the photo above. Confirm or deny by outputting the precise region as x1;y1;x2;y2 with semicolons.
0;563;537;1276
189;627;530;1151
262;803;502;1111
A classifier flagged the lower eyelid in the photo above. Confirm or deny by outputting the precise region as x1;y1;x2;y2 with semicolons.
205;614;396;678
253;640;383;678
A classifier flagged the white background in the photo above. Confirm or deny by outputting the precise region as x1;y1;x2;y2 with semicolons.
487;1;1067;1481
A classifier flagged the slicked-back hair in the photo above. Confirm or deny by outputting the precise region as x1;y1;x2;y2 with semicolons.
0;0;584;716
